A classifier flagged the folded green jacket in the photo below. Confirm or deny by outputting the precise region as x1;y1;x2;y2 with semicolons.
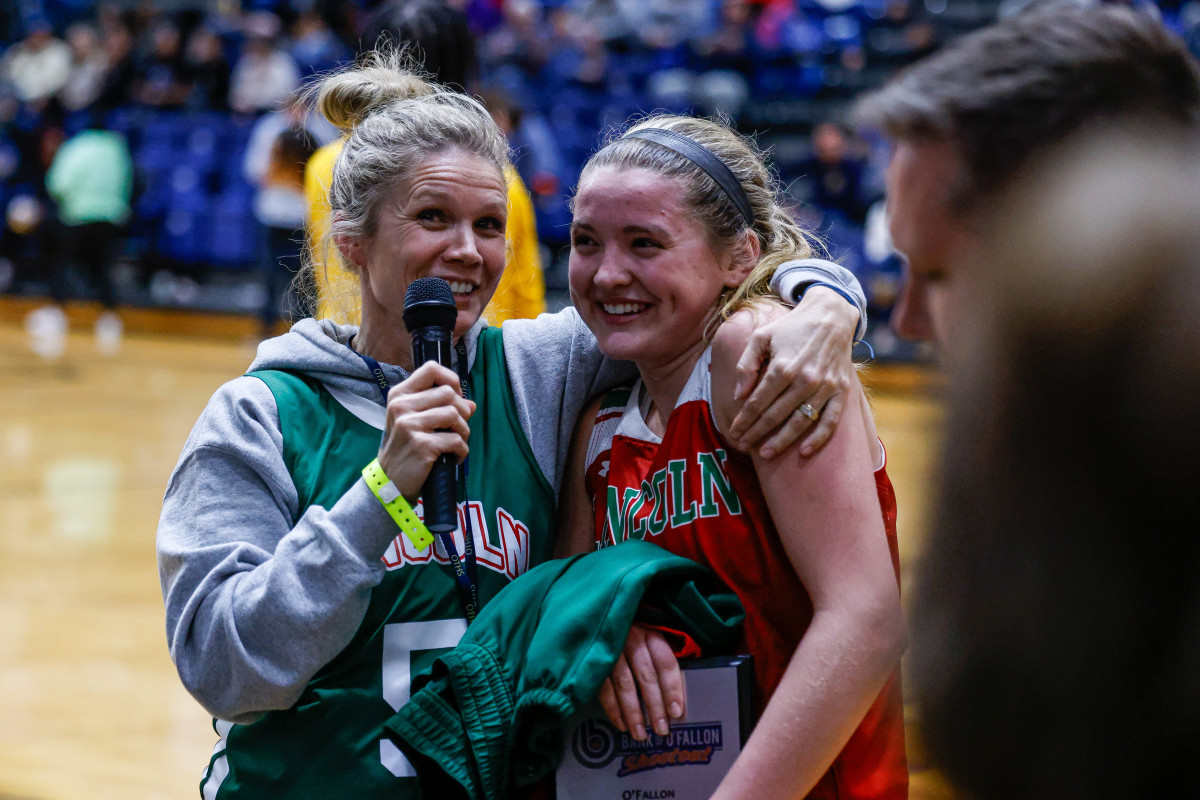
382;539;745;800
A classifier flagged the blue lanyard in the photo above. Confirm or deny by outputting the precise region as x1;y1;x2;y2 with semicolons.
354;339;479;623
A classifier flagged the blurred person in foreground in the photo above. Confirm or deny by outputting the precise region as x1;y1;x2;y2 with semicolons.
852;4;1200;797
919;128;1200;800
853;0;1200;366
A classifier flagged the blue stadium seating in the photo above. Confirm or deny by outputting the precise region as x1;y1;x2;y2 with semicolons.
115;111;262;269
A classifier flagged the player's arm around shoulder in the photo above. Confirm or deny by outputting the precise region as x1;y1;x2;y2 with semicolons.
709;304;789;447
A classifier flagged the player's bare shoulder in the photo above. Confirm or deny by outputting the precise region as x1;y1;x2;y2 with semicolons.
708;302;788;440
710;303;788;370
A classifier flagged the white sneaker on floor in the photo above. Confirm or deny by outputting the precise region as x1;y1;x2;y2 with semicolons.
94;311;123;355
25;305;67;359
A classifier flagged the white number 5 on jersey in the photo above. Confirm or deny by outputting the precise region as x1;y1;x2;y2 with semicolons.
379;619;468;777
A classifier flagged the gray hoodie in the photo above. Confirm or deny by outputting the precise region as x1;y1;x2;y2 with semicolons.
157;265;865;723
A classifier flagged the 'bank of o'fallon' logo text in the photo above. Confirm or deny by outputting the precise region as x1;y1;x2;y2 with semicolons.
572;718;723;777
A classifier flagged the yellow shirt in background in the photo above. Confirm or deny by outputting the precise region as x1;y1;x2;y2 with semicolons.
304;139;546;326
488;167;546;324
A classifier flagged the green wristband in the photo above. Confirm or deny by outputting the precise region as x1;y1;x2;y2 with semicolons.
362;458;433;551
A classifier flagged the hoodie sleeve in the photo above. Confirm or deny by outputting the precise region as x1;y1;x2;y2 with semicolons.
770;260;869;341
156;376;399;723
500;308;636;500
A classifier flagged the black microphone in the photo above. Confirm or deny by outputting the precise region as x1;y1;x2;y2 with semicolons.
402;277;459;534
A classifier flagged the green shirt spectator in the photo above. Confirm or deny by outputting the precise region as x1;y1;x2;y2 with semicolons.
46;129;133;226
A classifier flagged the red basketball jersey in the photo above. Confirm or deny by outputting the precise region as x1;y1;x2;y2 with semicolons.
584;349;908;799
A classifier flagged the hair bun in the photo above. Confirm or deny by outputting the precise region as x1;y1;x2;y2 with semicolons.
313;48;435;132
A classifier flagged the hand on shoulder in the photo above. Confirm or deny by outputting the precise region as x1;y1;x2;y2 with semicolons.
709;306;787;450
720;296;856;459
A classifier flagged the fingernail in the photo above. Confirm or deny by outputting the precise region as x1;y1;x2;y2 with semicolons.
670;702;682;719
634;724;647;741
655;718;669;736
800;446;813;457
761;447;775;459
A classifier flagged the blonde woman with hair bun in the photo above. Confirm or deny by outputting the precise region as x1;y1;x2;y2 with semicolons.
158;52;869;798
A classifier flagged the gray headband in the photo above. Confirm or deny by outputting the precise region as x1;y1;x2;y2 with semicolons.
623;128;755;228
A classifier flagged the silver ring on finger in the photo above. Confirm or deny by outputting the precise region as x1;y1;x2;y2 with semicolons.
799;402;821;422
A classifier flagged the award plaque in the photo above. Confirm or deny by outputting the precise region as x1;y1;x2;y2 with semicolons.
557;655;754;800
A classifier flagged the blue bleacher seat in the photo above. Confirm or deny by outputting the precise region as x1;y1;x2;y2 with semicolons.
161;208;207;264
824;13;863;47
210;208;258;267
821;214;866;278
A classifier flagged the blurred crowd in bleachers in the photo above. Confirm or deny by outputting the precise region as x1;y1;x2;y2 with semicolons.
3;0;1198;351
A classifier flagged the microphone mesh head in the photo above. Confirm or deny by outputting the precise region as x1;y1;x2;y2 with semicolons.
405;277;454;307
403;277;458;330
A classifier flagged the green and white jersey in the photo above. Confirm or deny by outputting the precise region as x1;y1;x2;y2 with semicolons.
202;327;555;799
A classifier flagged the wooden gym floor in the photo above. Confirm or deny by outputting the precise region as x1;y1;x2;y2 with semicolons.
0;298;955;799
